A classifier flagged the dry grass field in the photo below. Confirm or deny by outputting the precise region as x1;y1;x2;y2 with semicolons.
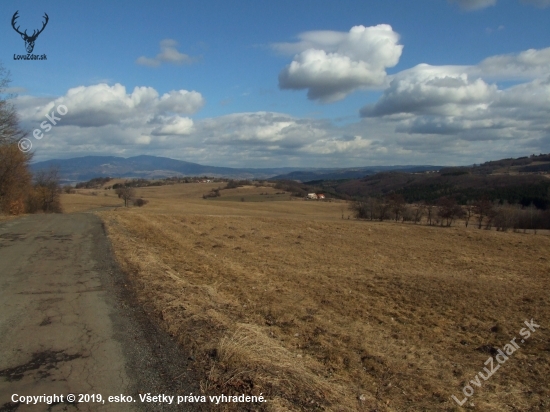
74;182;549;411
61;189;124;213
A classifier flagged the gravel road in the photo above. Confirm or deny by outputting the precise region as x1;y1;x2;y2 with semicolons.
0;213;201;412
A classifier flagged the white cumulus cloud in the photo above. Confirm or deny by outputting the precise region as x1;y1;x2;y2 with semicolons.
17;83;204;128
475;47;550;79
198;112;330;150
151;116;194;136
136;39;198;67
358;46;550;144
448;0;497;10
361;64;497;117
15;82;203;150
157;90;205;114
275;25;403;103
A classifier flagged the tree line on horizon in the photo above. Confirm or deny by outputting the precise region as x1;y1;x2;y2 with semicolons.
272;178;550;231
348;193;550;232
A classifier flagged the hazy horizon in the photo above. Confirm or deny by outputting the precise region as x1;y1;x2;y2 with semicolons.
30;153;452;169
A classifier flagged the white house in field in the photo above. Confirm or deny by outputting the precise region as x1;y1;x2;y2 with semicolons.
307;193;318;199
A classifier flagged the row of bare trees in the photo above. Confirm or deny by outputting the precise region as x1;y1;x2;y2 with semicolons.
483;203;549;233
0;62;62;214
349;194;432;224
349;194;550;231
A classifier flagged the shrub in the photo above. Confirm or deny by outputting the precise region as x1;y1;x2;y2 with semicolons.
75;177;112;189
8;198;25;215
133;198;149;207
0;143;32;214
203;189;221;199
226;180;250;189
30;167;63;213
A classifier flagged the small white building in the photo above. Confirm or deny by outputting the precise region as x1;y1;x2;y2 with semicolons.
307;193;318;199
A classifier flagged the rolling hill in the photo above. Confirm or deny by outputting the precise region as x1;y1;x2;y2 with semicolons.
269;165;442;182
30;155;442;184
30;155;299;183
309;153;550;208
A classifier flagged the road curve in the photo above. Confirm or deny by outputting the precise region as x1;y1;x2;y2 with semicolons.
0;213;200;411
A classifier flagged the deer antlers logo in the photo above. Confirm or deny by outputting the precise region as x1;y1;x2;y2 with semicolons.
11;11;49;54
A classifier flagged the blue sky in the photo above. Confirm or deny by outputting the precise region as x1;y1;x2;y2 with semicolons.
2;0;550;167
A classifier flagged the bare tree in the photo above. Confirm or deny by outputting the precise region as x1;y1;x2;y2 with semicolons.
387;193;406;222
116;187;135;207
0;63;33;214
366;197;378;221
426;202;435;226
0;144;32;214
31;167;62;213
349;200;368;219
377;198;391;221
437;197;465;227
493;203;517;232
526;204;539;234
401;205;414;222
413;203;425;224
484;207;498;230
0;64;26;145
464;200;474;228
473;199;494;229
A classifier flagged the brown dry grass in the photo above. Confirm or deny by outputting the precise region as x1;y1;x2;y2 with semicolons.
0;214;19;222
96;183;550;411
60;189;123;213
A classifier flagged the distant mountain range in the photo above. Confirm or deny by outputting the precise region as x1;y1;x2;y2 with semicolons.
31;155;296;183
30;155;443;184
